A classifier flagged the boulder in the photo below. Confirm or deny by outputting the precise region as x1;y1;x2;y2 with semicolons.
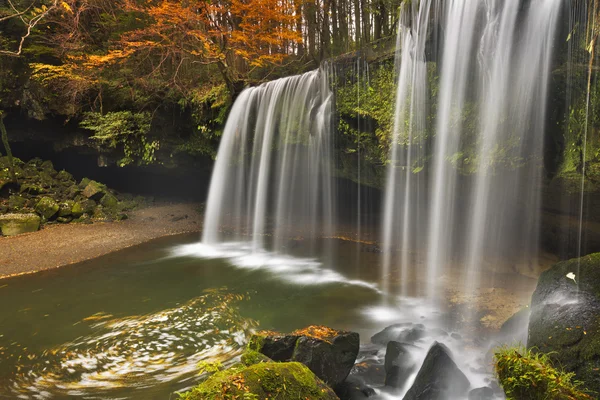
240;350;273;366
292;326;360;388
497;306;530;344
35;197;59;220
180;361;339;400
8;195;27;211
100;192;118;209
403;342;470;400
384;341;418;389
82;180;105;200
467;387;494;400
528;253;600;393
248;331;300;361
0;213;41;236
56;170;73;182
58;201;74;217
20;184;45;195
249;325;360;389
372;323;426;345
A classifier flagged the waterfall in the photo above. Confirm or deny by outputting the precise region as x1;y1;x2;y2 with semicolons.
384;0;562;303
202;69;334;255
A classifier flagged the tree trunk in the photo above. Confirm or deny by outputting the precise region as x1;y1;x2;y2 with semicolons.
353;0;361;47
295;0;304;56
320;0;331;60
0;113;17;183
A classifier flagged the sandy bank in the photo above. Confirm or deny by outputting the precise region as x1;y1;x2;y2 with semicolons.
0;203;202;279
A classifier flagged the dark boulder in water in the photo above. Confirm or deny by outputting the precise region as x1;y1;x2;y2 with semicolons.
372;323;426;345
403;342;470;400
384;341;418;389
528;253;600;394
467;386;494;400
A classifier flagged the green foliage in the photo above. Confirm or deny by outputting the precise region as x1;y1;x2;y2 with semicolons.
197;361;224;375
494;346;592;400
80;111;158;166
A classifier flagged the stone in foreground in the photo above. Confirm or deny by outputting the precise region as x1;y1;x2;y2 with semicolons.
249;325;360;389
180;361;339;400
0;213;41;236
384;341;417;389
403;342;470;400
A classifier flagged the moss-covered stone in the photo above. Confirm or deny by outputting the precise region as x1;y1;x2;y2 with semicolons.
180;362;339;400
528;253;600;395
8;195;27;211
100;192;118;209
19;184;45;195
56;170;73;182
82;180;106;200
78;177;91;189
34;196;59;219
0;213;41;236
241;350;273;366
58;200;74;217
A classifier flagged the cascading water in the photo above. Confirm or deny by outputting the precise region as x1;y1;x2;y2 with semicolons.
383;0;562;305
202;69;334;256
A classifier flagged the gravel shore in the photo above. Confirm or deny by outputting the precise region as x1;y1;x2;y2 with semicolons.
0;203;202;279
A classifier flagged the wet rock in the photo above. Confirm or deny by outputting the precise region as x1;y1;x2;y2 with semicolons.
241;350;273;366
249;326;359;389
403;342;470;400
0;213;41;236
372;323;426;345
528;253;600;394
384;341;417;389
56;216;72;223
450;333;462;340
497;306;530;344
35;197;59;220
82;180;106;200
248;331;300;361
468;386;494;400
336;375;377;399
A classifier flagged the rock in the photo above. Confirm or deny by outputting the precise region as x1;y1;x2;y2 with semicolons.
403;342;470;400
292;327;360;388
248;331;300;361
82;180;106;200
57;216;72;223
384;341;418;389
39;160;54;172
35;197;59;220
467;387;494;400
249;326;360;389
180;361;339;400
335;375;377;399
66;185;80;199
58;200;74;217
241;350;273;366
20;184;45;195
528;253;600;393
100;192;118;209
450;333;462;340
372;323;426;345
8;195;27;211
56;170;73;182
78;177;91;189
0;213;41;236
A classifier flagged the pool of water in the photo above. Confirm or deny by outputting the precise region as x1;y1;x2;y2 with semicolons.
0;234;395;399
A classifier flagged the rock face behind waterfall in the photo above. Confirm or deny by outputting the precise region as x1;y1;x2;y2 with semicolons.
528;253;600;393
248;325;359;390
402;342;470;400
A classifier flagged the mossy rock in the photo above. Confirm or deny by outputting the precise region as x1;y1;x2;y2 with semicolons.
0;213;41;236
56;170;73;182
528;253;600;394
35;197;59;220
56;216;72;223
100;193;118;209
180;362;339;400
78;177;91;189
0;156;24;168
8;195;27;212
58;200;74;217
20;184;45;195
82;180;106;200
241;350;273;366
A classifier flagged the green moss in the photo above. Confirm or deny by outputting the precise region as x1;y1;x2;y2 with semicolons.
179;362;338;400
241;350;272;366
494;346;592;400
34;196;59;219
